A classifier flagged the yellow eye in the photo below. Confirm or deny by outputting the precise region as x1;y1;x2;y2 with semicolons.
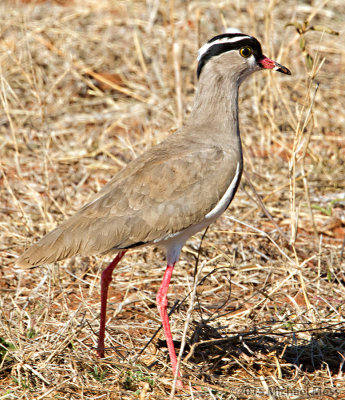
239;47;252;58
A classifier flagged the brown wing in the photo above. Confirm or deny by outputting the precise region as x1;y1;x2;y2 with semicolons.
16;137;240;268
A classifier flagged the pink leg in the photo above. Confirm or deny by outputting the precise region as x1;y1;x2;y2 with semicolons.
97;250;126;357
156;263;183;385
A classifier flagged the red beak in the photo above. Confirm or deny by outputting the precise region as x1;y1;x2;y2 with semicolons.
258;56;291;75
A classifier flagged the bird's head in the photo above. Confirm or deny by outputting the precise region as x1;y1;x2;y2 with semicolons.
197;33;291;84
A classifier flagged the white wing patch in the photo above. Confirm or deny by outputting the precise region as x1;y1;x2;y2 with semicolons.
205;162;241;219
158;162;241;264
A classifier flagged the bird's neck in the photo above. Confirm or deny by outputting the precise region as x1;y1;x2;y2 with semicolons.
187;70;241;143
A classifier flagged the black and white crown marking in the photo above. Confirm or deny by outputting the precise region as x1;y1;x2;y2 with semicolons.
197;33;264;78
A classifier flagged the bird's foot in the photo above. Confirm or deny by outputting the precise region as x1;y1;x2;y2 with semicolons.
96;347;104;358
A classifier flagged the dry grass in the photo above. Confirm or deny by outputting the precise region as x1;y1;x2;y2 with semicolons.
1;0;345;398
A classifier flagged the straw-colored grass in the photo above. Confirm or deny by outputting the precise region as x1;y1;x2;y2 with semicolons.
1;0;344;398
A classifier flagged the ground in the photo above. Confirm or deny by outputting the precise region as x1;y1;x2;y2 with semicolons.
0;0;344;399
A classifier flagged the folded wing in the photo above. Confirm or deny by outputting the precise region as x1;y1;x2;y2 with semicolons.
16;137;240;268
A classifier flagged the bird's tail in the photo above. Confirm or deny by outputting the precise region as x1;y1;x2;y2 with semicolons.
15;222;83;268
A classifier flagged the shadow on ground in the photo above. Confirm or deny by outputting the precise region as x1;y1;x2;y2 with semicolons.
157;320;345;379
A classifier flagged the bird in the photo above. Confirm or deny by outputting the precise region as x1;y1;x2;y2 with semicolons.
16;32;290;384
